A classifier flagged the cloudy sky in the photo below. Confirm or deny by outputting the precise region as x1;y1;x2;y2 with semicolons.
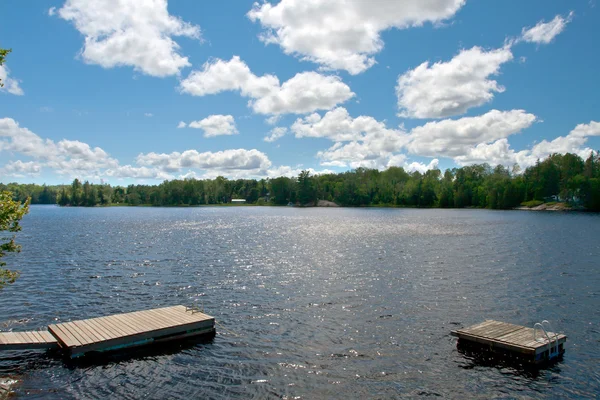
1;0;599;184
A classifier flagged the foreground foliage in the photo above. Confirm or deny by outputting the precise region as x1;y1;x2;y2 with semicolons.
0;191;30;288
0;48;11;87
2;152;600;211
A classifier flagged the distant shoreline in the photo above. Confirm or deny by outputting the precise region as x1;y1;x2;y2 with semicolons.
41;201;593;212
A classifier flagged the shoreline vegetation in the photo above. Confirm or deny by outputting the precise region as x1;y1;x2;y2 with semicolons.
2;152;600;211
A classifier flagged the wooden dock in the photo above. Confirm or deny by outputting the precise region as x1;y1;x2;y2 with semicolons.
0;331;58;350
451;320;566;364
0;305;215;358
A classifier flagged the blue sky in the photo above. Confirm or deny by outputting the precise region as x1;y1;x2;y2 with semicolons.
0;0;599;185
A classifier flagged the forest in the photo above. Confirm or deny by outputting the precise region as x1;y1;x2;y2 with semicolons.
2;152;600;211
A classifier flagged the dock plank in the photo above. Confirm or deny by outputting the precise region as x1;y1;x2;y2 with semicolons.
0;330;58;350
30;331;47;343
110;313;147;334
3;305;215;357
475;322;521;339
497;328;531;344
22;331;40;343
62;322;92;346
73;320;105;343
49;323;82;348
145;308;192;326
93;316;132;338
84;318;116;341
127;310;169;331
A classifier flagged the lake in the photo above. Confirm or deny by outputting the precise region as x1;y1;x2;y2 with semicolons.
1;206;599;399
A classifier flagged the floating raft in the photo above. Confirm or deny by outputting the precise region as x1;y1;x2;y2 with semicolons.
451;320;566;364
0;305;215;358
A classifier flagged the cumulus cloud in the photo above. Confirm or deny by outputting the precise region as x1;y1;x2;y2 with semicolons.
0;64;24;95
265;115;280;125
397;46;513;119
292;107;410;169
179;56;354;115
188;114;238;137
1;160;42;177
177;121;186;128
248;0;465;74
520;12;573;44
136;149;272;173
144;113;153;117
264;127;287;142
55;0;200;77
407;109;537;158
0;117;279;181
104;165;172;180
265;166;335;179
0;117;119;177
454;121;600;168
405;158;440;174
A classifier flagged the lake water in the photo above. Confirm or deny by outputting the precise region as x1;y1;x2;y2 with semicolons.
0;206;599;399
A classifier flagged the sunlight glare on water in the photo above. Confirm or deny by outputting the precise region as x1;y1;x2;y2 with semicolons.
0;206;599;399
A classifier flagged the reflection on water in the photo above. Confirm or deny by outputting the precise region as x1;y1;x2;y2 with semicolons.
0;206;599;399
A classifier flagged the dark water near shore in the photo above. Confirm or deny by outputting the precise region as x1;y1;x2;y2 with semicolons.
1;206;599;399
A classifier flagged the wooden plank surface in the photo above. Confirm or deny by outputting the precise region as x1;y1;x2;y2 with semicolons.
0;330;58;350
1;305;215;356
452;320;567;354
49;305;215;356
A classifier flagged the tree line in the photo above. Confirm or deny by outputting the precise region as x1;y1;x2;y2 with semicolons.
2;151;599;211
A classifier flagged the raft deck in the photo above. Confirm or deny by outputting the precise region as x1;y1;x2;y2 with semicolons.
1;305;215;358
451;320;566;364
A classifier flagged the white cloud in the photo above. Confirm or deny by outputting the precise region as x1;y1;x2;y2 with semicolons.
320;160;348;168
292;107;404;142
144;113;153;117
0;117;283;181
194;164;335;180
179;56;354;115
188;114;238;137
0;64;24;96
0;117;119;177
569;120;600;138
454;139;518;166
177;121;187;128
397;46;513;119
520;12;573;44
55;0;200;77
265;166;335;178
265;115;280;125
407;109;537;158
316;136;408;169
136;149;272;172
292;107;409;169
248;0;465;74
1;160;42;177
405;158;440;174
180;56;277;97
264;127;287;142
455;121;600;168
104;165;173;180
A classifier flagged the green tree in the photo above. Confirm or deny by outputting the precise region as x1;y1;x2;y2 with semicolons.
270;177;292;205
70;178;82;206
0;191;30;288
0;48;11;87
297;170;316;205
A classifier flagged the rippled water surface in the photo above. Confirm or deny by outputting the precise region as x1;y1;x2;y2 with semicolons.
1;206;599;399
